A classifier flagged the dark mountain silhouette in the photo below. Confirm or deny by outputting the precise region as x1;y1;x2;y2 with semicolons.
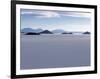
83;31;90;34
62;32;73;34
25;32;40;35
40;30;53;34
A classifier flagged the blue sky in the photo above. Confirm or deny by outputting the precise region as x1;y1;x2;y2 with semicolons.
20;9;91;32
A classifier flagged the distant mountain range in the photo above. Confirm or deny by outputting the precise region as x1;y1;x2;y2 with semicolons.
21;28;43;33
21;28;66;33
40;30;53;34
21;28;90;35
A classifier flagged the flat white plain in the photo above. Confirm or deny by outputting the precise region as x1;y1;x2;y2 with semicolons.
20;34;90;69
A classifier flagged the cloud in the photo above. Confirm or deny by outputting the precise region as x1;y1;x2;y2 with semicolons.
21;11;34;15
36;11;60;18
21;10;60;18
21;10;91;18
62;11;91;18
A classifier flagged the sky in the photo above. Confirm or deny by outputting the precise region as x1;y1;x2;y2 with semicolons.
20;9;91;32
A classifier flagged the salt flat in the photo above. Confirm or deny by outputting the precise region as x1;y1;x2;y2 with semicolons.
20;34;90;70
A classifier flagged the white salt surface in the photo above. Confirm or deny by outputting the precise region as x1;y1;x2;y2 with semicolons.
20;34;90;70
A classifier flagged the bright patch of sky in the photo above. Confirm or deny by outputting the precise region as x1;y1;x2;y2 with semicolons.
21;9;91;32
